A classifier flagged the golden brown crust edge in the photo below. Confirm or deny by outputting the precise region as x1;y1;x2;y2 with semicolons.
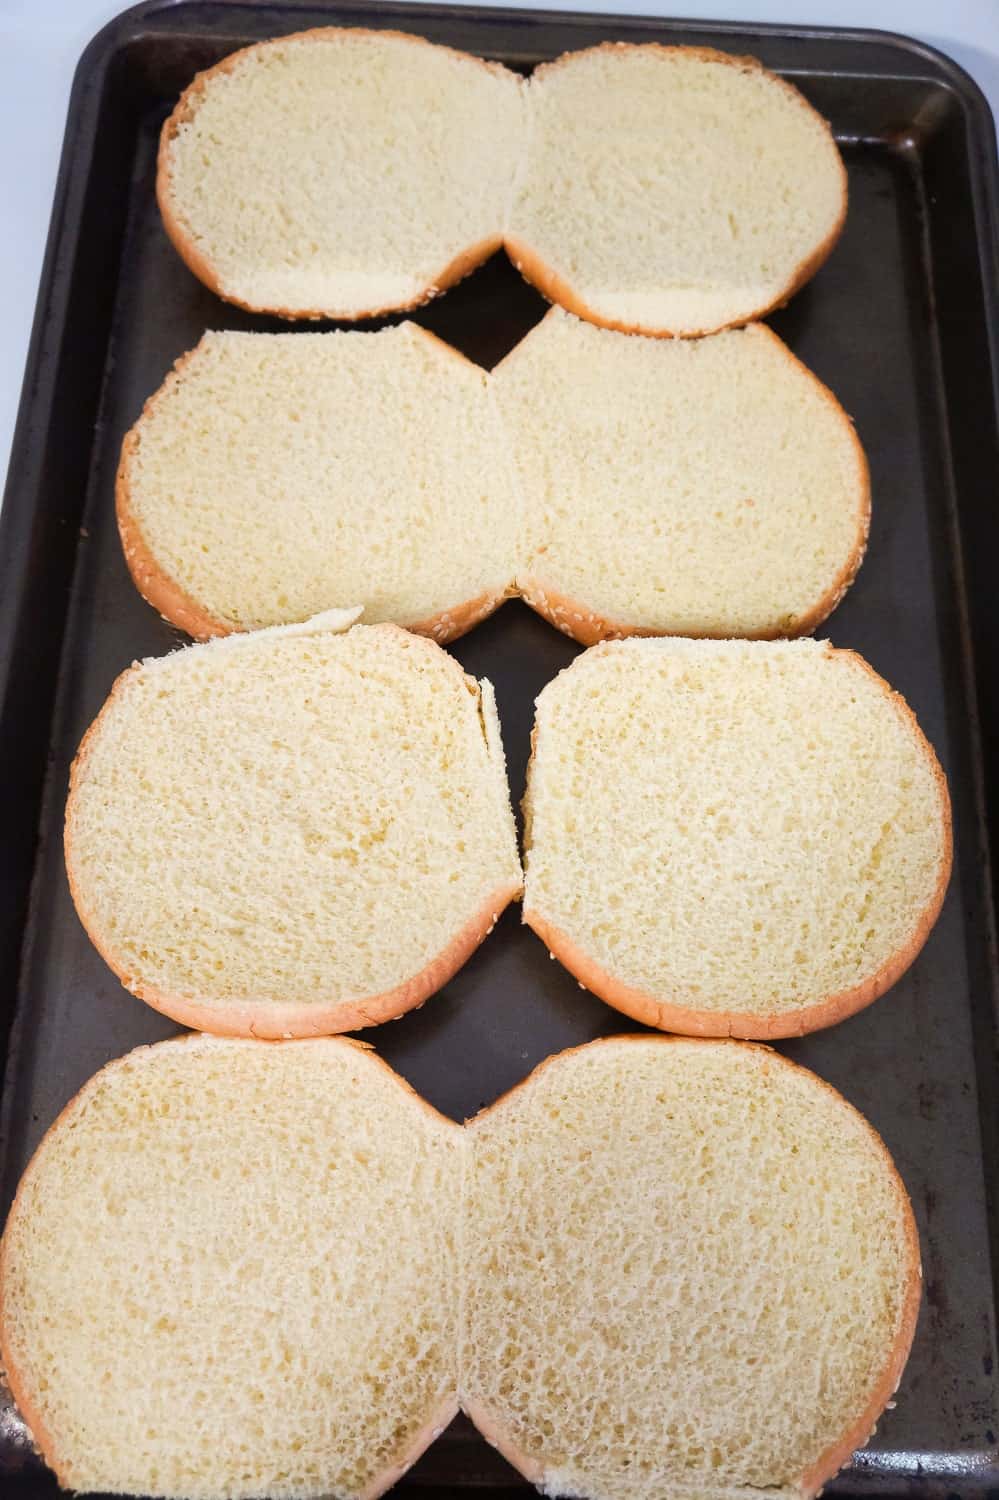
359;1398;462;1500
117;428;233;643
0;1033;464;1495
0;1275;62;1486
461;1033;922;1500
107;879;520;1040
507;41;847;338
408;590;516;646
156;26;513;320
522;645;953;1040
461;1397;547;1487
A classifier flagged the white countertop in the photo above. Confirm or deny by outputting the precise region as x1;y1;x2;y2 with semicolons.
1;0;996;496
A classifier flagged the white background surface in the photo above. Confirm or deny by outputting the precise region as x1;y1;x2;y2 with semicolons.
0;0;997;496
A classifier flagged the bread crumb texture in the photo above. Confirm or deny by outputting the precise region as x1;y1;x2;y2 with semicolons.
463;1038;918;1500
0;1036;463;1498
121;325;519;634
65;624;521;1022
524;638;949;1021
161;29;526;316
159;32;844;334
497;312;866;637
0;1037;917;1499
121;311;866;642
512;45;845;334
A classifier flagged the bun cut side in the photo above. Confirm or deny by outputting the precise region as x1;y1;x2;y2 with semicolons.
523;637;951;1037
158;27;526;320
64;618;522;1036
119;312;868;646
463;1036;921;1500
117;324;520;643
158;30;845;336
1;1036;920;1500
509;43;846;336
0;1035;463;1500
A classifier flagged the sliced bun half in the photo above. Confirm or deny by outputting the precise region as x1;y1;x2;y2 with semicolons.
117;324;518;642
496;309;868;642
523;637;951;1037
509;43;846;336
0;1034;462;1500
463;1034;921;1500
65;616;522;1037
158;27;526;319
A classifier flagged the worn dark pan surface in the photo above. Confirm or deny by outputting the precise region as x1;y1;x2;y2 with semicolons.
1;2;998;1494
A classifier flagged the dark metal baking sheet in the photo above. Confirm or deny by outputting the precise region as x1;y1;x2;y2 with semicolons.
1;1;998;1494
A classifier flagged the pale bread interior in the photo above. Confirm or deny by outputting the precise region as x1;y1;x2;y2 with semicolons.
120;325;520;635
1;1037;918;1500
496;310;867;637
463;1037;917;1500
510;45;845;334
161;28;526;316
159;32;843;333
523;638;949;1022
120;312;867;643
65;622;521;1026
0;1036;462;1500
